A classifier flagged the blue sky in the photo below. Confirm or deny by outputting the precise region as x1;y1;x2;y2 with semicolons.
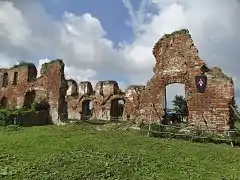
38;0;141;84
40;0;136;43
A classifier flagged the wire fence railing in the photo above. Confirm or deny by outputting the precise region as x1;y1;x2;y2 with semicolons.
139;123;240;147
76;115;240;147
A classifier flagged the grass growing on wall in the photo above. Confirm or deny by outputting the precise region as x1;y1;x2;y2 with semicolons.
0;123;240;179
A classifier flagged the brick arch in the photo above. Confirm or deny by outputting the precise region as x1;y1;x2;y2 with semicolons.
164;82;188;102
163;78;191;110
164;79;187;86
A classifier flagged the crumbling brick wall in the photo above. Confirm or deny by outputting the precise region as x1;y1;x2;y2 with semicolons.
0;29;235;131
0;60;68;124
66;80;125;121
65;30;234;131
136;29;235;131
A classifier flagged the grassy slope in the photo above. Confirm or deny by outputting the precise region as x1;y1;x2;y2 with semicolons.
0;124;239;180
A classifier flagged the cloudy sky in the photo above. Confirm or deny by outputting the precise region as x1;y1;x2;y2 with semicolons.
0;0;239;108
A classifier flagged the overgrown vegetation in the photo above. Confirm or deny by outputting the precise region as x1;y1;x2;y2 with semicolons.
12;61;35;69
161;29;189;39
40;63;50;75
0;100;51;126
0;107;36;126
0;123;239;179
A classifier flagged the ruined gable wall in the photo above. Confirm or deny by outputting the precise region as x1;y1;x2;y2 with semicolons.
137;29;234;131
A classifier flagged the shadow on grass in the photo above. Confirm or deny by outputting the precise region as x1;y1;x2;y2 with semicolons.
84;119;123;125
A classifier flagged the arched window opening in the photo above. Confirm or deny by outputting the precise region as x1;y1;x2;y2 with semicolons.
0;97;8;108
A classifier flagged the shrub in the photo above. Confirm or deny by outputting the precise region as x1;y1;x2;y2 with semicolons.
12;61;35;69
31;101;50;111
0;108;35;126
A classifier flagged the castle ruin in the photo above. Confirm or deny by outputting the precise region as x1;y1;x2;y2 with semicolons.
0;30;235;131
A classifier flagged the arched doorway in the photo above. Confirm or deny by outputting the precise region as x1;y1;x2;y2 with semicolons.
110;99;125;121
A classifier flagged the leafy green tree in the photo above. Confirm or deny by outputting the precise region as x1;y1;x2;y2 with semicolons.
172;95;188;119
232;99;240;122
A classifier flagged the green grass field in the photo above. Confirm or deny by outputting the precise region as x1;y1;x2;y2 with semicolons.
0;123;240;180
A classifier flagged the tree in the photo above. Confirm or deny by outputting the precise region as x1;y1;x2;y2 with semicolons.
172;95;189;120
232;99;240;122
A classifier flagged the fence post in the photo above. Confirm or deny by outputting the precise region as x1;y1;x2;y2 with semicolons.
147;113;152;137
227;131;234;147
147;124;151;137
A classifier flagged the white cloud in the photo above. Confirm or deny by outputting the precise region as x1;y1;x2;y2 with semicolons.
0;1;31;47
0;0;239;108
123;0;240;106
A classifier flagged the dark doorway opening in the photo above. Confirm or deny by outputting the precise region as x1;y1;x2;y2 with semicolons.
13;72;18;85
81;100;93;120
0;97;8;108
23;90;36;109
110;99;124;121
2;72;8;87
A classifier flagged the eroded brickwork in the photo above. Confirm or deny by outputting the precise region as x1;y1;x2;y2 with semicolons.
0;60;68;124
137;29;235;131
66;80;125;121
0;29;235;131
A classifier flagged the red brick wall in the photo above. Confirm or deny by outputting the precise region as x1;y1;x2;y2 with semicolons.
135;29;235;131
0;30;235;131
0;60;68;124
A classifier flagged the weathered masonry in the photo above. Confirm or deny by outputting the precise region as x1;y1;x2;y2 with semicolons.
0;60;68;124
0;29;235;131
137;29;235;131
